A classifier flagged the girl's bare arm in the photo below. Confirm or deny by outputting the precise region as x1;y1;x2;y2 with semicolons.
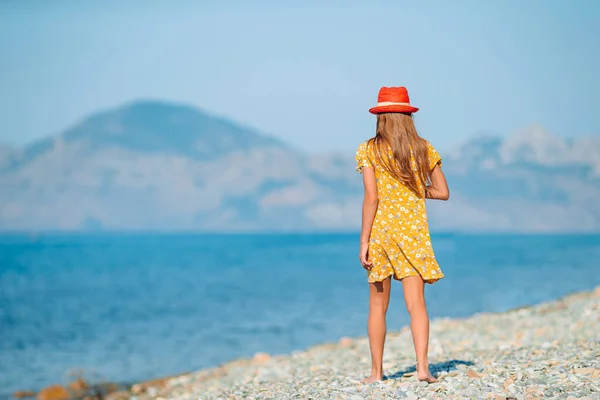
426;165;450;200
360;166;379;245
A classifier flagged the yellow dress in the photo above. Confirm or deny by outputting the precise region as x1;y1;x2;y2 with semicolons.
355;140;444;284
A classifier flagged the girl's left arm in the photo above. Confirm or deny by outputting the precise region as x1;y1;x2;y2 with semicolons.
425;165;450;200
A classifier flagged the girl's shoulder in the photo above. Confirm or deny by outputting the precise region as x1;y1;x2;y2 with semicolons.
355;138;377;173
357;137;375;148
421;137;433;148
356;138;375;156
420;138;438;154
421;138;442;169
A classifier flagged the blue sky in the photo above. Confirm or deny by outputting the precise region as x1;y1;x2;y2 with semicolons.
0;0;599;154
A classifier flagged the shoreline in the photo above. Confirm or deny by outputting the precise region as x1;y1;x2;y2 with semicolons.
14;286;599;400
124;286;600;399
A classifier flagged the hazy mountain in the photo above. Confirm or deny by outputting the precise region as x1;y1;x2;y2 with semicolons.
0;145;17;170
0;101;360;231
429;126;600;232
0;101;598;232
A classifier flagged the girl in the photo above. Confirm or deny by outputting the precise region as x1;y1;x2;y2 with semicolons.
355;86;449;383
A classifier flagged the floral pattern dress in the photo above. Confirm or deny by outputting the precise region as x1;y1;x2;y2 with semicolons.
356;140;444;284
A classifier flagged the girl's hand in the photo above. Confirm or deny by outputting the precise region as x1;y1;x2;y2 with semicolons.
359;242;373;270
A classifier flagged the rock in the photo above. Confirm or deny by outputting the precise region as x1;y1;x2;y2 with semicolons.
94;382;123;395
12;391;36;399
339;337;354;347
548;360;560;367
529;378;547;385
516;371;523;381
128;375;171;396
69;378;89;394
573;367;596;375
467;369;482;379
130;384;144;395
37;385;70;400
253;352;271;364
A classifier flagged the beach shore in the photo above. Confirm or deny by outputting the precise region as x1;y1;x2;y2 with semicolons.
20;287;600;400
118;286;599;400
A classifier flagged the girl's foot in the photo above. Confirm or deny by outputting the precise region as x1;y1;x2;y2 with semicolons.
361;373;384;383
416;361;437;383
418;373;437;383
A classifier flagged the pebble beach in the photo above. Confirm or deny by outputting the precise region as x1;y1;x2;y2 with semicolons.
107;286;600;400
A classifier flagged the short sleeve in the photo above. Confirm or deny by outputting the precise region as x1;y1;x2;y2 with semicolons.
427;141;442;170
355;142;373;174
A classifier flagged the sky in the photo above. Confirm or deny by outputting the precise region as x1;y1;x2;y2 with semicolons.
0;0;599;154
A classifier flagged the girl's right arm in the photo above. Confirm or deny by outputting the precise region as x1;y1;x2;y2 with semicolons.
425;165;450;200
359;165;378;269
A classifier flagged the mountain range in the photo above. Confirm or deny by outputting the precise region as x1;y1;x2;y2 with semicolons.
1;101;599;232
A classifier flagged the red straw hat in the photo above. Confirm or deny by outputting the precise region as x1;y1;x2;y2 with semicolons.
369;86;419;114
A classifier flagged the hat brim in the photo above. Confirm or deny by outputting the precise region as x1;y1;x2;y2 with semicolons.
369;105;419;114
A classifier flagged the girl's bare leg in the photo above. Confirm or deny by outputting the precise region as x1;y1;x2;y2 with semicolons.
362;277;391;383
401;275;437;383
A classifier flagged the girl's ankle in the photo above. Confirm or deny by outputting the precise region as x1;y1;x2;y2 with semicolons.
416;360;429;368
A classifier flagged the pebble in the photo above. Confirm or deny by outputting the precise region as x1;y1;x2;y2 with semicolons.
123;287;599;400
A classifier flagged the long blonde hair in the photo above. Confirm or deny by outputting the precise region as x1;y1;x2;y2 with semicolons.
366;113;430;197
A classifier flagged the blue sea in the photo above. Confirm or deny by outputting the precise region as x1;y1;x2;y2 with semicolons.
1;233;599;396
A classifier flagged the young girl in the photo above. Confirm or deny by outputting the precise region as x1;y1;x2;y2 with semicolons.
356;86;449;383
